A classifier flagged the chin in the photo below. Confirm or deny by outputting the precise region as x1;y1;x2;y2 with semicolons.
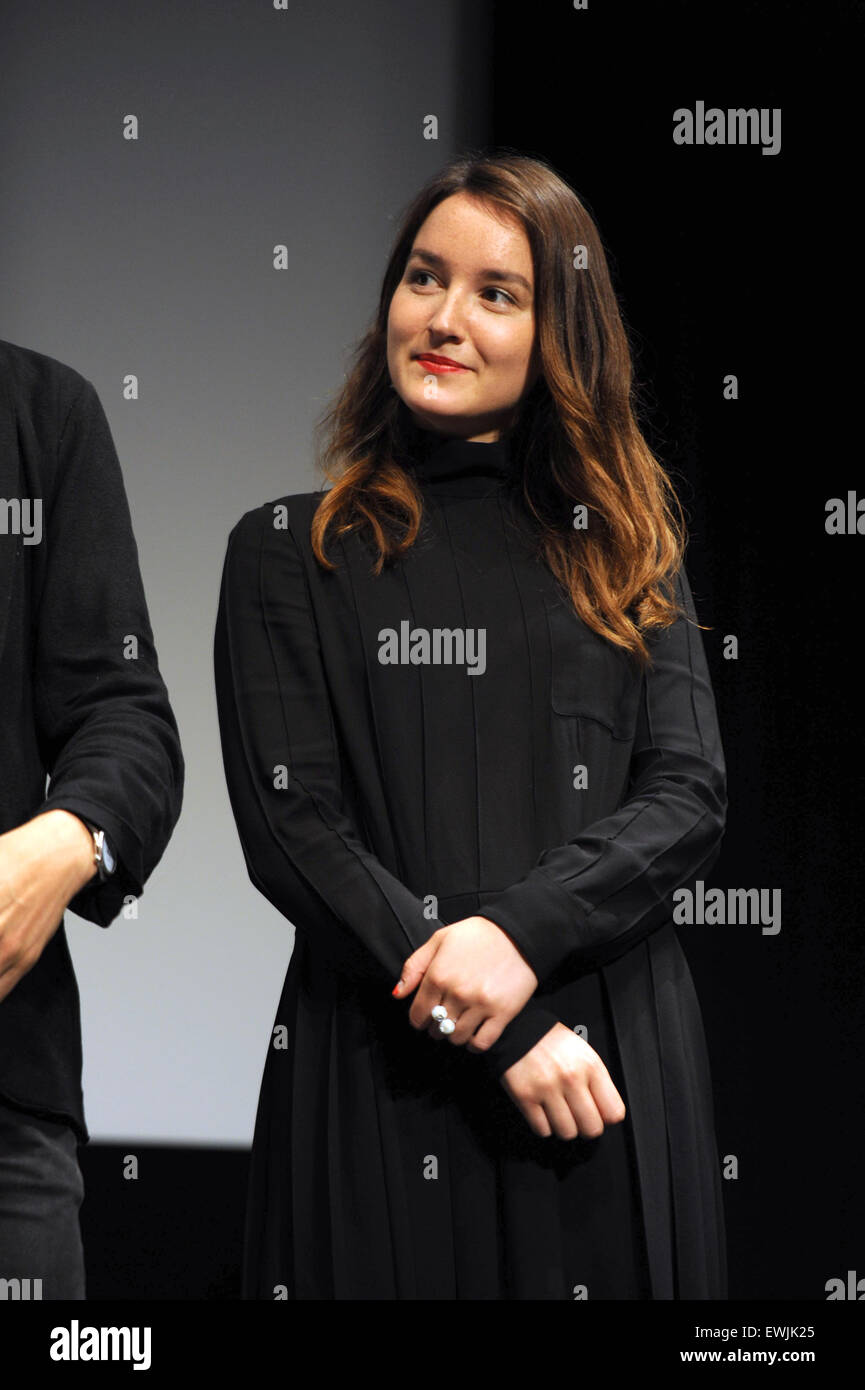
404;385;466;412
410;405;468;432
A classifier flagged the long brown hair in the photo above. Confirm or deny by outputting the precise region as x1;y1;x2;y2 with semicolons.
310;148;696;667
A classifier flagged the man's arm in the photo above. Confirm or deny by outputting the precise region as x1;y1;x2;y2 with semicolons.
20;374;183;927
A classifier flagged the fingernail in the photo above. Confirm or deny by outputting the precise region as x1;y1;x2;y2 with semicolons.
392;983;401;996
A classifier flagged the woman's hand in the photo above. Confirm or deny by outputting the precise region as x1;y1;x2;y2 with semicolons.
499;1022;627;1140
394;915;538;1051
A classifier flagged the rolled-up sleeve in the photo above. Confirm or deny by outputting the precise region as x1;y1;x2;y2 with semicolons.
27;378;184;926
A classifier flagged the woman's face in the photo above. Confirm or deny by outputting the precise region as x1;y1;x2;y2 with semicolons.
387;192;541;443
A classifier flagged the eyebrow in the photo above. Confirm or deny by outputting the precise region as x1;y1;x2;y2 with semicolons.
406;246;533;293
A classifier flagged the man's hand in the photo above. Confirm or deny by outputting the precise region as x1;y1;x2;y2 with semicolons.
499;1022;627;1140
0;811;97;1003
394;915;538;1052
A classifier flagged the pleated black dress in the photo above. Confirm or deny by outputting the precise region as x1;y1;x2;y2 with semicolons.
213;423;728;1300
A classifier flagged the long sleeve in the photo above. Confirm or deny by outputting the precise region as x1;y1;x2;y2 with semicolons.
213;504;560;1075
26;378;184;926
480;565;727;984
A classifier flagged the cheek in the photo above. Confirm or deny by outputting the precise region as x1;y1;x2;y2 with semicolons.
496;333;537;384
385;299;400;345
388;288;422;342
477;315;534;367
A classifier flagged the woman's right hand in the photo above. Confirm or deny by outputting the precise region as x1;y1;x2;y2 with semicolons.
499;1022;627;1140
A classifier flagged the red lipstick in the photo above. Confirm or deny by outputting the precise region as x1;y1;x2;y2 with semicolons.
414;354;468;373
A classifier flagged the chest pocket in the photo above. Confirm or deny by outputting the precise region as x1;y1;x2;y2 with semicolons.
545;597;643;740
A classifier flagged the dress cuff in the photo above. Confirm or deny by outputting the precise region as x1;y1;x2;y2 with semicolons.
481;870;583;984
475;1005;561;1080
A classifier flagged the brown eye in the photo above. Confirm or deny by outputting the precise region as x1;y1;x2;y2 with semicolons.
483;287;515;306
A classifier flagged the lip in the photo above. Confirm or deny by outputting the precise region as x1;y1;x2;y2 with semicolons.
413;353;469;373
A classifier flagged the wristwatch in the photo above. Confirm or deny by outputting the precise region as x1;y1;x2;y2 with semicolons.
82;820;117;881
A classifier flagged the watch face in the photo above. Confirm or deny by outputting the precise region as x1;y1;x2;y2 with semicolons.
102;836;116;875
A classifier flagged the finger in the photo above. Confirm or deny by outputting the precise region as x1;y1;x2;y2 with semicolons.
542;1093;580;1142
421;1000;448;1037
408;971;447;1029
432;1002;486;1046
589;1065;627;1124
561;1076;606;1139
464;1014;505;1053
422;994;464;1040
514;1096;552;1139
395;936;437;999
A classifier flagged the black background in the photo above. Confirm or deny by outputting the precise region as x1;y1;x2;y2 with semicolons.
487;0;863;1301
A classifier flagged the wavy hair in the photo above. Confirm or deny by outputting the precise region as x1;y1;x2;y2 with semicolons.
309;148;698;667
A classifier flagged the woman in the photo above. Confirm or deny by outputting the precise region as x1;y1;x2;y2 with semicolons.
213;150;727;1300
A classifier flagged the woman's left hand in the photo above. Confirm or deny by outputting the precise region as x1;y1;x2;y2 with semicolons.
393;916;538;1052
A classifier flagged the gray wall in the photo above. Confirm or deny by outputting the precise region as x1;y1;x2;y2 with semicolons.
2;0;492;1144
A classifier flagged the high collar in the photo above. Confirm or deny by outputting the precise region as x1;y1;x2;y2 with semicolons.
405;425;514;496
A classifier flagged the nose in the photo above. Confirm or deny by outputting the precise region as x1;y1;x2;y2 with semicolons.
425;285;468;339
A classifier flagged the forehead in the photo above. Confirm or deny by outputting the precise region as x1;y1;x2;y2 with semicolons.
411;193;532;272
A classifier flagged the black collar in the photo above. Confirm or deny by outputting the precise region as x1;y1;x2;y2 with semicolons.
407;426;513;494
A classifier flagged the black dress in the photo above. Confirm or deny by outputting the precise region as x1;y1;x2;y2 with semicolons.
213;424;728;1300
